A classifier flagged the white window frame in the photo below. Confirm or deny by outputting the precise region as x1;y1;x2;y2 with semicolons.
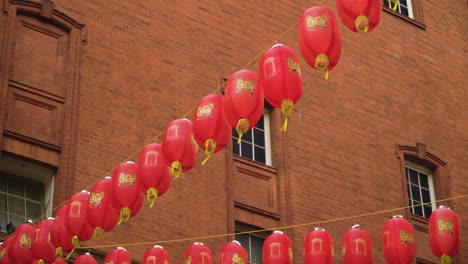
405;161;436;218
384;0;414;19
235;232;265;264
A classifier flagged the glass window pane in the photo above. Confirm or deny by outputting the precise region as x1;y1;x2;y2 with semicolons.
421;189;431;203
25;182;42;201
243;129;253;142
254;129;265;147
410;185;421;201
419;174;429;189
8;178;24;196
0;174;6;192
250;236;264;264
413;202;423;217
8;196;25;216
408;169;418;185
424;205;433;218
9;214;25;228
254;147;266;164
0;193;6;211
400;0;408;5
26;201;42;220
0;212;7;233
241;142;253;160
256;116;264;130
235;234;249;250
401;7;409;16
232;129;239;139
233;139;240;155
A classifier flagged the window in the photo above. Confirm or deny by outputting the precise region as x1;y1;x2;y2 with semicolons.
405;162;436;218
383;0;414;18
232;112;272;165
235;232;265;264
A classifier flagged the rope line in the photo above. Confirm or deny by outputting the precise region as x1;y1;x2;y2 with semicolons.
78;194;468;249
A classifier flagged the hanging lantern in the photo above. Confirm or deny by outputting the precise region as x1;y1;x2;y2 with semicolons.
260;44;302;131
0;237;12;264
130;191;145;219
111;161;140;224
193;94;232;165
298;6;342;80
161;119;197;179
8;222;35;264
336;0;382;33
184;242;213;264
429;206;460;264
75;253;98;264
50;206;74;258
52;258;67;264
88;176;119;240
224;69;264;143
105;247;131;263
138;143;172;207
31;218;57;264
142;245;170;264
382;215;414;264
342;224;373;264
263;230;293;264
218;240;248;264
304;227;333;264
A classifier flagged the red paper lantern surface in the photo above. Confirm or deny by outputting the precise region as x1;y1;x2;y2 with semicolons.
429;206;460;264
382;215;414;264
336;0;382;33
112;161;140;224
304;227;333;264
52;258;67;264
88;176;119;239
9;222;35;264
342;225;373;264
224;70;264;142
184;242;213;264
138;143;172;207
161;119;197;179
260;44;302;131
218;240;248;264
105;247;131;264
50;206;74;256
31;218;56;264
75;253;98;264
65;191;94;248
298;6;342;79
262;231;293;264
142;245;170;264
193;94;232;165
130;191;144;219
0;237;12;264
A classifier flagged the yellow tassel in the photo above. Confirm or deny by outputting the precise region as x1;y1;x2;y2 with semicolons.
55;247;63;258
325;70;329;80
171;161;182;179
440;254;452;264
202;139;217;165
315;54;329;71
117;207;131;225
93;227;105;240
236;118;250;144
147;187;158;208
65;236;80;260
354;15;369;33
392;0;399;11
280;99;294;132
38;259;45;264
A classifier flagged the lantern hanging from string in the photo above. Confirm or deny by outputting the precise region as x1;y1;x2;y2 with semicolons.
304;227;334;264
263;230;293;264
88;176;119;240
184;242;213;264
8;222;35;264
50;206;74;258
298;6;342;80
161;118;197;179
224;69;264;143
105;247;132;263
52;258;66;264
382;215;414;264
130;191;145;219
0;236;12;264
142;245;170;264
111;161;140;225
342;224;373;264
219;240;248;264
193;94;232;165
75;253;98;264
260;44;302;132
138;143;172;207
429;206;460;264
31;218;56;264
336;0;382;33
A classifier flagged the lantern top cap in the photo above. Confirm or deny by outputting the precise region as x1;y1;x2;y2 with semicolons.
232;240;241;245
273;230;284;234
104;176;112;179
125;161;135;164
194;242;204;245
272;43;283;48
392;215;403;219
81;190;89;193
351;224;360;229
47;217;55;220
314;227;326;231
153;245;164;249
27;219;34;224
117;246;127;251
439;205;450;209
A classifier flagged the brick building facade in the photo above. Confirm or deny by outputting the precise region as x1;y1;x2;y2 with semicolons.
0;0;466;263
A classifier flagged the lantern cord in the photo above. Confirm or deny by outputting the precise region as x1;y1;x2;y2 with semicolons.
147;188;159;208
38;260;45;264
281;118;289;132
55;247;64;258
171;161;183;179
66;236;80;260
324;70;329;80
118;207;132;225
440;254;452;264
202;139;217;165
280;99;294;132
78;193;468;250
392;0;399;11
93;227;105;240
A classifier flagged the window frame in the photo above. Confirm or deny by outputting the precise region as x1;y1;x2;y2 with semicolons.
235;223;271;264
383;0;414;19
405;161;436;218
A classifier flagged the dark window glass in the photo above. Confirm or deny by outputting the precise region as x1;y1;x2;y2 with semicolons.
410;185;421;201
232;113;269;165
254;147;266;164
424;205;433;218
241;141;253;160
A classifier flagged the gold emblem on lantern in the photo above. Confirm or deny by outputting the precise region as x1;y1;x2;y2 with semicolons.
0;247;6;259
232;253;246;264
438;220;454;234
236;79;255;95
353;238;367;256
90;192;105;207
399;230;413;245
306;16;327;29
20;233;32;249
118;173;136;187
185;256;192;264
197;103;214;119
287;57;301;75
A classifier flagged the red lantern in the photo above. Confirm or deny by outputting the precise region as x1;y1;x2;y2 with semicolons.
304;227;333;264
336;0;382;33
0;237;12;264
260;44;302;131
218;240;248;264
342;224;373;264
130;191;144;219
161;119;197;179
263;231;293;264
224;70;264;142
31;218;56;264
9;222;35;264
142;245;170;264
75;253;98;264
50;206;74;257
52;258;67;264
429;206;460;264
138;143;172;207
112;161;140;224
184;242;213;264
193;94;232;165
298;6;342;79
105;247;131;263
88;176;119;239
382;215;414;264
